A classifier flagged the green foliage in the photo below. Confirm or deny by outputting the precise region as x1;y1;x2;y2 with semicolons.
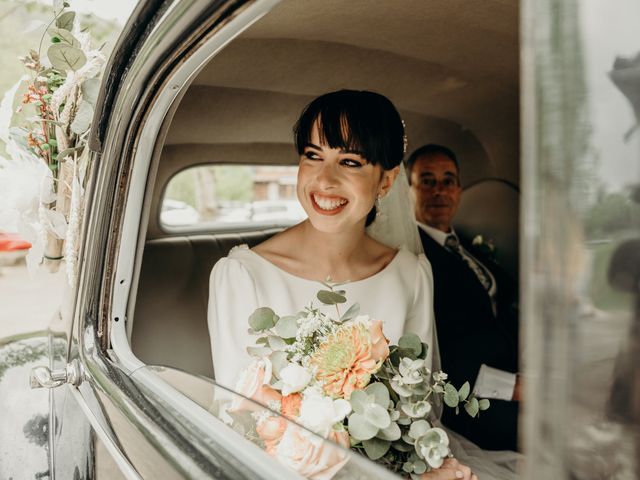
443;383;459;408
339;302;360;322
165;168;197;207
584;192;634;239
398;333;422;357
248;307;278;332
0;0;122;156
273;315;298;339
588;239;634;311
317;289;346;305
215;165;253;202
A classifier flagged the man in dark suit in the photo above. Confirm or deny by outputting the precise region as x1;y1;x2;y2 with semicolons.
406;144;520;451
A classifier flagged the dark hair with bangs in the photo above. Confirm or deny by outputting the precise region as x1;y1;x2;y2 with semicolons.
293;90;405;170
293;90;405;226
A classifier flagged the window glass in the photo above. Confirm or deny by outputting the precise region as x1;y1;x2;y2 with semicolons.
161;165;306;229
522;0;640;478
145;365;399;480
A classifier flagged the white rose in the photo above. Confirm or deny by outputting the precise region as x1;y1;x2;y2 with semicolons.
279;363;312;396
298;387;351;436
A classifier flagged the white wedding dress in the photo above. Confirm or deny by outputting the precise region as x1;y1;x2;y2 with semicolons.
208;244;436;389
207;244;519;480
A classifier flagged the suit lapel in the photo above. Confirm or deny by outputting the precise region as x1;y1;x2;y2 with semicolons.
419;227;494;317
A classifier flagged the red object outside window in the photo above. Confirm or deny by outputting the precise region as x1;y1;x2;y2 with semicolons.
0;233;32;251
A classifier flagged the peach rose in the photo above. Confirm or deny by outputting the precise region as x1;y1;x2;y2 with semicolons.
256;415;287;455
274;424;350;480
368;319;390;362
281;393;302;419
231;360;282;412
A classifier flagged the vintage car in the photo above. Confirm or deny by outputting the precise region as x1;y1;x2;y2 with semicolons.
1;0;639;479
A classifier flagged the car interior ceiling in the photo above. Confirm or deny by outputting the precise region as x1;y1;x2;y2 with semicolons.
131;0;520;379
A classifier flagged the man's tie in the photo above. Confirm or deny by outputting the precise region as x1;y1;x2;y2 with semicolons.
445;234;494;294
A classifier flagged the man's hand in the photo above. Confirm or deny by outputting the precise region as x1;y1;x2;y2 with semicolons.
512;374;522;401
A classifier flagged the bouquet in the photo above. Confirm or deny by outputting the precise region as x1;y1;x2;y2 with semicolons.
227;283;489;479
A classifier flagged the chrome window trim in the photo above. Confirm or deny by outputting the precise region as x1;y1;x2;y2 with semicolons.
109;0;280;372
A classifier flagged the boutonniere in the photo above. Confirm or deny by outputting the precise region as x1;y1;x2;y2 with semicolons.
472;235;497;262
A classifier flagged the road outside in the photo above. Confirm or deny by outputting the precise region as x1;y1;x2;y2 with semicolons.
0;259;66;339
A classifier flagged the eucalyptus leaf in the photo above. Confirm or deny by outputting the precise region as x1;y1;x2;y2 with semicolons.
479;398;491;411
82;78;101;105
401;433;414;444
349;390;369;415
267;335;287;351
246;345;271;357
255;337;268;345
340;302;360;322
458;381;470;402
396;347;418;361
56;11;75;30
55;146;82;161
362;437;390;460
443;383;459;408
376;421;401;441
269;351;288;378
403;462;414;473
365;382;390;406
248;307;278;332
408;419;430;439
393;440;414;452
413;460;427;475
48;27;79;47
274;315;298;339
464;397;480;417
364;404;390;429
48;44;86;71
70;101;93;134
419;342;429;360
317;290;346;305
398;333;422;356
348;413;378;441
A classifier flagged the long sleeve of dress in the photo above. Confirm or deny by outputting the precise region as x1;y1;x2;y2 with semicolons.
404;253;438;373
207;253;260;389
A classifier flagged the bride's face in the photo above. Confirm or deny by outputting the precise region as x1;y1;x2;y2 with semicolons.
296;122;397;234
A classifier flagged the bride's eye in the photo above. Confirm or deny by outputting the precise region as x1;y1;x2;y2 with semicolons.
304;151;321;160
341;158;364;168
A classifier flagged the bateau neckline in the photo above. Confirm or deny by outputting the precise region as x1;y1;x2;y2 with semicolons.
240;247;406;285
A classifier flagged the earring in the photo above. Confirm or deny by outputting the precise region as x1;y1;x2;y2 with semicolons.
375;195;382;218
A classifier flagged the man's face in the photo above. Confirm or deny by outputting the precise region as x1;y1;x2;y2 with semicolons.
410;153;461;232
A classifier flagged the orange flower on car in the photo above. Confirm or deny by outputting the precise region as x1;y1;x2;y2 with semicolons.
310;321;386;399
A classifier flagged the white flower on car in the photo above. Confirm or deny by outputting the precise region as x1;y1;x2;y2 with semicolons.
298;386;351;436
279;362;312;396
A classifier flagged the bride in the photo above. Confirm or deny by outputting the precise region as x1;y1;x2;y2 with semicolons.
208;90;508;479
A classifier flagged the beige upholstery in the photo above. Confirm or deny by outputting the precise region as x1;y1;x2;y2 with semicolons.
132;229;281;378
455;179;520;279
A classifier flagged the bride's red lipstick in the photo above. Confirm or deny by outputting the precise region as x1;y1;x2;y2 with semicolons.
310;192;348;216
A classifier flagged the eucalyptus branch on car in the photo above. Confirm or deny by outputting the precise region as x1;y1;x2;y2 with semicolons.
0;0;105;282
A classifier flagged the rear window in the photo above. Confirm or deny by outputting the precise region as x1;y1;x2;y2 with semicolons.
161;165;306;230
